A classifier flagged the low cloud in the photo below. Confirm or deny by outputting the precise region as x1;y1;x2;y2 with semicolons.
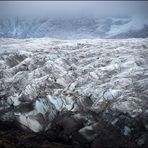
0;1;148;18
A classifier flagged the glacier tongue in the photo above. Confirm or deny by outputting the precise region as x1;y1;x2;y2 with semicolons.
0;38;148;140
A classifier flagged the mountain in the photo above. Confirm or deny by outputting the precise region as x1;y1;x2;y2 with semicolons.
0;16;148;39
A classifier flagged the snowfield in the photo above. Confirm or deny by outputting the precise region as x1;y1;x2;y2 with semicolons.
0;38;148;146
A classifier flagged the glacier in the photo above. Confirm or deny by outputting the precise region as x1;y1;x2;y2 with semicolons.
0;38;148;147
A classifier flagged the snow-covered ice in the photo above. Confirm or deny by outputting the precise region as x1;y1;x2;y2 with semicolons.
0;38;148;135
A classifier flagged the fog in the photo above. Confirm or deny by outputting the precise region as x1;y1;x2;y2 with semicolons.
0;1;148;18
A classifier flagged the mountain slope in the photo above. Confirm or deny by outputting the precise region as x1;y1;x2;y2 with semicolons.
0;16;148;39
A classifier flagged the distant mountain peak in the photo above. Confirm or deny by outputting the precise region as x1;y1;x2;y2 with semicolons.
0;16;148;39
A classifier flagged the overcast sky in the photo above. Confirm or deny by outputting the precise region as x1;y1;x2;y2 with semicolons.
0;1;148;18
